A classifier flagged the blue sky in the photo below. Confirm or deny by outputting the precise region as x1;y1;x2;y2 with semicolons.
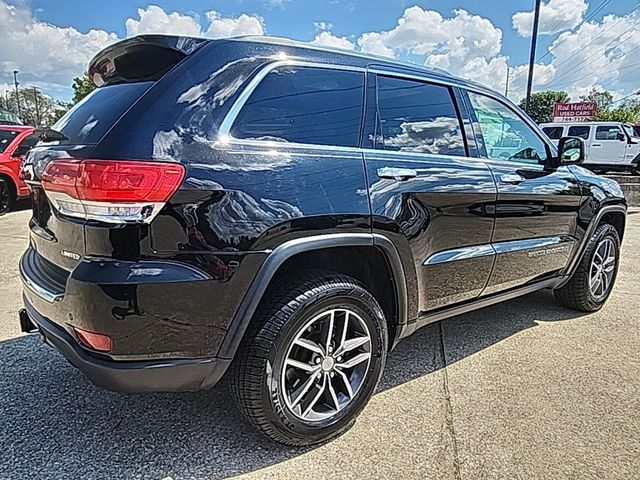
1;0;639;102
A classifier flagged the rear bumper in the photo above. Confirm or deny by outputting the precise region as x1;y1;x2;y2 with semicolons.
22;298;230;393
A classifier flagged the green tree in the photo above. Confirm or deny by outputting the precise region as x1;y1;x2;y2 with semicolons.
72;73;96;103
3;88;60;126
580;88;614;112
594;100;640;123
519;90;570;123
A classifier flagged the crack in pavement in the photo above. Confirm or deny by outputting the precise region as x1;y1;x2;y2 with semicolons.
439;321;462;480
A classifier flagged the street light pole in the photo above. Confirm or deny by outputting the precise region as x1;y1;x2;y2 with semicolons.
525;0;542;113
33;86;40;125
12;70;21;119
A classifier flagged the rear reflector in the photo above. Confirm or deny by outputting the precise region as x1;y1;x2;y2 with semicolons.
41;159;185;224
73;327;112;352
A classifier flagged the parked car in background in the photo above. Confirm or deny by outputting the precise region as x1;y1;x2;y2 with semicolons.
0;108;22;126
541;121;640;175
0;125;37;214
19;35;627;446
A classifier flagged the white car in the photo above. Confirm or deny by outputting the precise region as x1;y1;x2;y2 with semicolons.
541;121;640;175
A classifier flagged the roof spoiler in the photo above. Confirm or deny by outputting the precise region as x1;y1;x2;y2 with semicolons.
88;35;209;87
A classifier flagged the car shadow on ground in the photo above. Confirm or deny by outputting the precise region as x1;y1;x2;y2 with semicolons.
0;290;586;479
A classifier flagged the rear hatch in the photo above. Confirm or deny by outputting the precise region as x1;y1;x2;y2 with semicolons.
23;35;207;271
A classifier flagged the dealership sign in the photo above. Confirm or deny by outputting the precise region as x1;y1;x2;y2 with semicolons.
552;102;597;122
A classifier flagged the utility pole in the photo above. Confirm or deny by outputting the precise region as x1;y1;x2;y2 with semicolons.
504;66;511;98
32;86;40;125
525;0;541;114
12;70;21;119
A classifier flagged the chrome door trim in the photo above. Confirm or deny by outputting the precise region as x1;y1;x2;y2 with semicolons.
423;244;495;266
423;236;575;266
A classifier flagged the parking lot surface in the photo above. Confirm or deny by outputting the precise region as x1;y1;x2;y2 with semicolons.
1;205;639;480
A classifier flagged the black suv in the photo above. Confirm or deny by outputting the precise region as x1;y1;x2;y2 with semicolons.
19;35;626;445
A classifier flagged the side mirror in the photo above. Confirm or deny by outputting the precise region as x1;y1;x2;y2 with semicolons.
616;132;626;141
555;136;584;166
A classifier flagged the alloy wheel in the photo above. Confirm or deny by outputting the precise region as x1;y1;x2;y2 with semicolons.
0;181;10;215
281;308;372;421
589;237;616;301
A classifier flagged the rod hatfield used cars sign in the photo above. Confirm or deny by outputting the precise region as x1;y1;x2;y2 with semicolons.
552;102;597;122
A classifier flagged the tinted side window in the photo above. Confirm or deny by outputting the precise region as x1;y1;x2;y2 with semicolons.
13;134;39;156
595;125;622;140
567;125;590;139
0;130;20;153
542;126;563;139
231;66;364;147
54;82;154;144
467;92;547;164
376;76;465;156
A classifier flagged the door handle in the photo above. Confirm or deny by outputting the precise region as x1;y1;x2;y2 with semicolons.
499;173;524;185
591;143;602;147
377;167;417;181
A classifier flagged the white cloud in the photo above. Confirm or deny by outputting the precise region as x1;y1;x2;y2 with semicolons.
0;1;117;100
358;8;502;60
310;31;355;50
204;11;264;38
125;6;264;38
358;32;396;57
125;5;201;36
0;2;265;101
541;11;640;97
512;0;588;37
352;5;640;101
356;8;509;87
313;21;333;31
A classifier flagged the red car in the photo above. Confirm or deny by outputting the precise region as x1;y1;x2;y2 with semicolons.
0;125;37;214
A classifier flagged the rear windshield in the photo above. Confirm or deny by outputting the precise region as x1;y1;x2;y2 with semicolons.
53;82;154;144
0;130;20;153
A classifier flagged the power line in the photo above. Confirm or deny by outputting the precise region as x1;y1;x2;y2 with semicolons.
549;59;640;89
549;36;640;88
536;0;613;63
610;90;640;104
547;5;640;79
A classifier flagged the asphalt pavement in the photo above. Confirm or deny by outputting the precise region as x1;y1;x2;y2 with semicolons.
0;204;639;479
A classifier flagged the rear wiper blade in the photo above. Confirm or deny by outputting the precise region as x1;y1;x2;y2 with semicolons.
35;127;68;142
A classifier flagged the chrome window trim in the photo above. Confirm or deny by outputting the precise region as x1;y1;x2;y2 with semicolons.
216;59;552;160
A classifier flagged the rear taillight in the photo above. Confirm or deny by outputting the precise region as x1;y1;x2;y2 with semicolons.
41;159;185;224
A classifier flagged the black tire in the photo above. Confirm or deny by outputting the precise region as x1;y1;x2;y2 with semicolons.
229;271;388;446
0;178;14;216
631;167;640;176
554;223;621;312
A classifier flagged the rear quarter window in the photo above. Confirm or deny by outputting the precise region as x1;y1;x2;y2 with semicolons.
53;82;154;144
231;66;365;148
